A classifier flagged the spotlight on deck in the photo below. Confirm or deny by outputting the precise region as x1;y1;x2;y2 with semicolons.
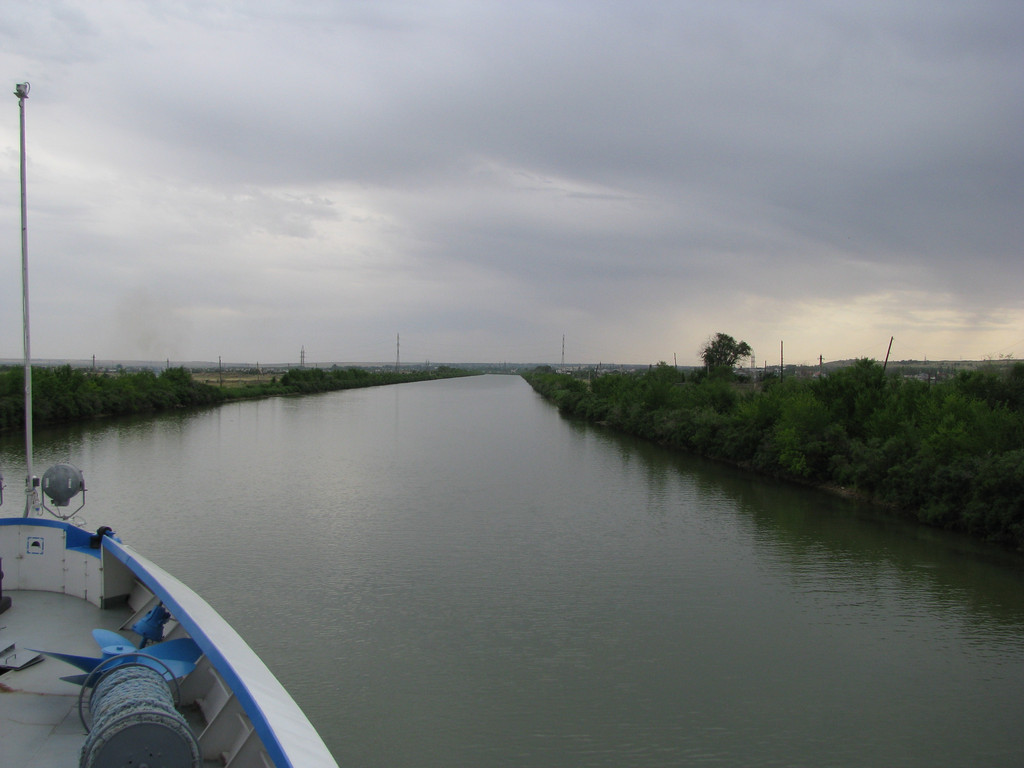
14;82;29;99
41;463;86;519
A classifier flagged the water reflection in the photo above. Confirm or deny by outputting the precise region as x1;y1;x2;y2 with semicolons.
555;406;1024;636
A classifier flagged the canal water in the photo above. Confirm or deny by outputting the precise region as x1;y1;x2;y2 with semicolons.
3;373;1024;766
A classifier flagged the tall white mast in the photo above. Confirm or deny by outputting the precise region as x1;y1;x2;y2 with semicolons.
15;82;39;517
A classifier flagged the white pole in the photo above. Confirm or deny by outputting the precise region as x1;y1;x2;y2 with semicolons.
15;82;38;517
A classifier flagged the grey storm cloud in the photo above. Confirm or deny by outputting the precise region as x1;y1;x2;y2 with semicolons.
1;1;1022;366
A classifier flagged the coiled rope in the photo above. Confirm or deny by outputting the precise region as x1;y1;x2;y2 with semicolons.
79;661;200;768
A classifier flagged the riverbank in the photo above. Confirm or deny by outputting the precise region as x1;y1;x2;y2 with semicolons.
0;364;480;433
522;362;1024;551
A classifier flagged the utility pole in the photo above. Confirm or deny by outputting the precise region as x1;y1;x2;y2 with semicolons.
561;334;565;368
396;333;400;373
780;341;784;381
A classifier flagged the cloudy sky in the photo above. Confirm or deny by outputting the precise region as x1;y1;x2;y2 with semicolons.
1;2;1021;367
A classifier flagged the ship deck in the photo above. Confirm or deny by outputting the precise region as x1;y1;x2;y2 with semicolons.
0;589;131;767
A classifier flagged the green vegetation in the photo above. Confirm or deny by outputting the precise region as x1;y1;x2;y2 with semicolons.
0;364;477;432
700;332;752;369
523;358;1024;550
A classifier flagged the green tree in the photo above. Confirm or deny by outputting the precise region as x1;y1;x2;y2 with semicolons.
700;333;752;369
